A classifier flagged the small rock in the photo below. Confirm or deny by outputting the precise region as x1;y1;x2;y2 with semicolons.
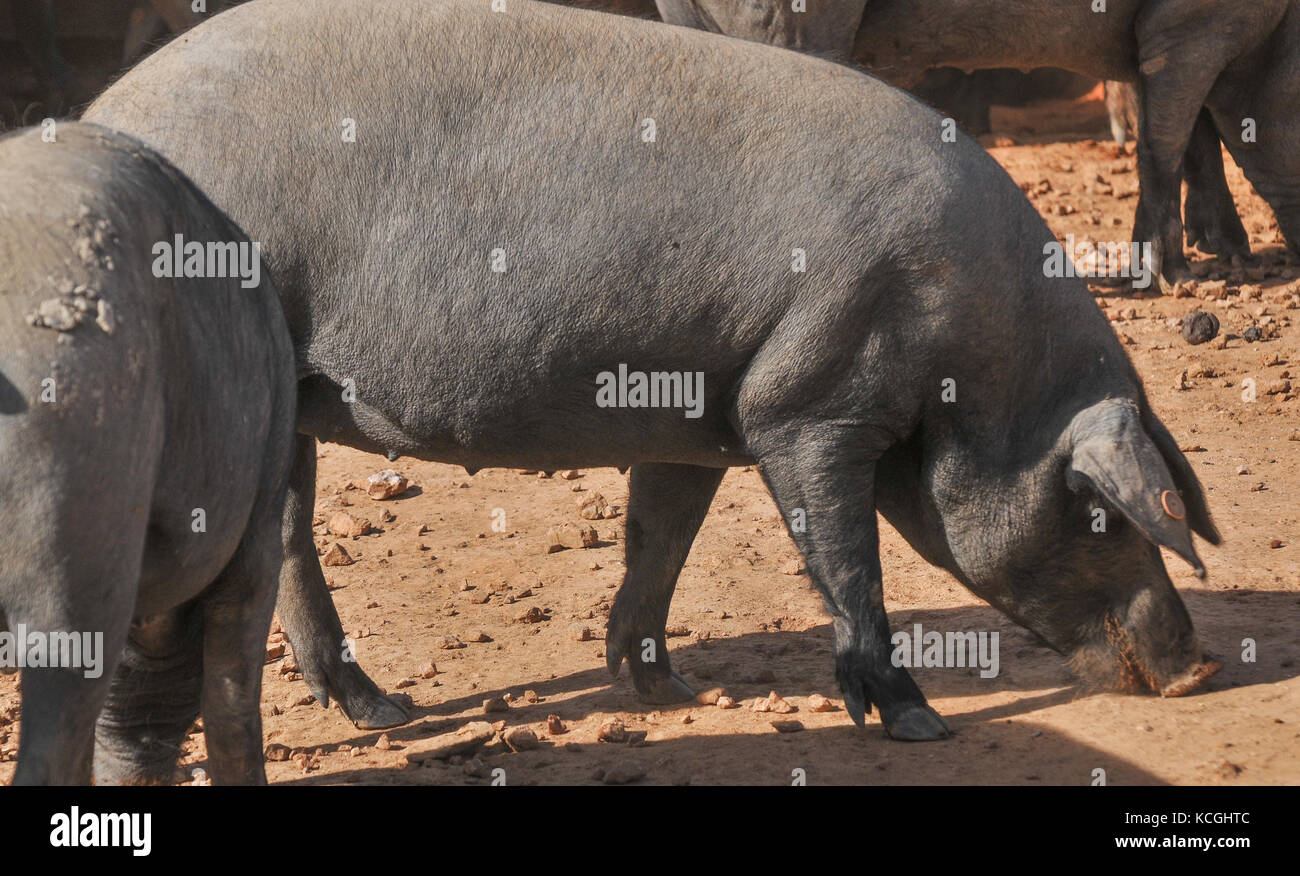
367;469;410;500
546;715;567;735
523;690;539;703
515;606;546;624
374;733;393;751
597;718;627;743
503;727;540;752
752;691;795;714
696;687;726;706
462;630;492;643
436;635;465;650
807;693;836;712
322;542;354;567
569;624;592;642
1243;325;1263;343
328;511;371;538
419;662;439;678
578;492;619;520
771;720;804;733
264;743;292;762
1181;311;1220;345
716;696;737;710
483;697;510;714
394;678;416;689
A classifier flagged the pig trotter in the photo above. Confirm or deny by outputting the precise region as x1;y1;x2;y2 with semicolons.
277;435;409;730
882;703;951;741
605;463;723;702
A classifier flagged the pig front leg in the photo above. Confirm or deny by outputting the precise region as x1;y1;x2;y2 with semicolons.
1183;109;1250;259
748;425;950;741
606;463;725;703
276;434;409;730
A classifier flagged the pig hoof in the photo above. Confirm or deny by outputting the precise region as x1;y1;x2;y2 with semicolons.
883;704;950;741
340;691;410;730
633;670;695;704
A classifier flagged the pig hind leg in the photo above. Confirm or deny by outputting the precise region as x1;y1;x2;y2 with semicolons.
196;506;287;785
744;424;949;741
1182;109;1250;259
276;435;408;730
605;463;725;703
93;607;205;785
3;512;139;784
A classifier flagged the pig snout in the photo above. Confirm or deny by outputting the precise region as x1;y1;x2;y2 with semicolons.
1072;580;1219;698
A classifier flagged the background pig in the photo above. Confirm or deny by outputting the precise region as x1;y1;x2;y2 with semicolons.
654;0;1295;286
0;122;297;783
88;0;1220;740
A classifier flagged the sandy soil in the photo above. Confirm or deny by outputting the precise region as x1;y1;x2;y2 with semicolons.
1;89;1297;786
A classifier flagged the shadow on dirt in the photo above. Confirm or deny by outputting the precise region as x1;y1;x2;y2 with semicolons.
273;588;1297;785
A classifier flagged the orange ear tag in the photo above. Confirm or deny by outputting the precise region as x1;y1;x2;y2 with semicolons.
1161;490;1185;520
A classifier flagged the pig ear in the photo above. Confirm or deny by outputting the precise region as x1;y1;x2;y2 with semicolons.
1066;399;1207;577
1140;409;1222;545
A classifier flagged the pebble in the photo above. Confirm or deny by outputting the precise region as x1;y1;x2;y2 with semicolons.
328;511;371;538
504;727;540;752
547;715;567;735
322;542;354;567
597;718;628;743
483;697;510;714
696;687;726;706
807;693;836;712
1181;311;1220;345
367;469;410;500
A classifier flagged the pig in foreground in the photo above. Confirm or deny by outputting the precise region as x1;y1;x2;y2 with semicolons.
0;122;297;782
89;0;1221;740
655;0;1297;286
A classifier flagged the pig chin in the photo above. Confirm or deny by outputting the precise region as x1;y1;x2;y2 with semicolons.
1066;615;1221;697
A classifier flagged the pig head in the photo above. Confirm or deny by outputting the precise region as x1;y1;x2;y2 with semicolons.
877;396;1222;698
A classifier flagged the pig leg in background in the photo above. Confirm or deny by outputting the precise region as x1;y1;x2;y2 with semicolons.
93;609;205;785
275;434;409;730
605;463;725;703
749;425;950;741
1183;109;1250;260
1131;19;1233;290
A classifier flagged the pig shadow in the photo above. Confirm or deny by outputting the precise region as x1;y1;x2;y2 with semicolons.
0;372;28;415
271;588;1297;786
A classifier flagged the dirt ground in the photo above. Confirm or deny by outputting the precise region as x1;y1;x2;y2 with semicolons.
1;87;1297;786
